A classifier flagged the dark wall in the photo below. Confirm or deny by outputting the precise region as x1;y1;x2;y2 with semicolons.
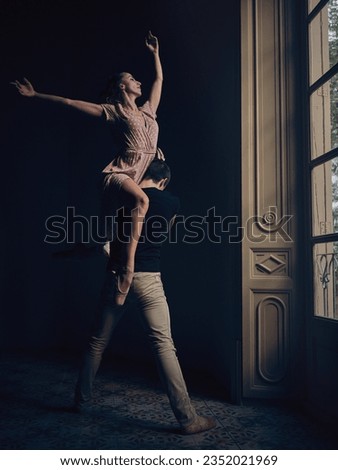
1;0;241;396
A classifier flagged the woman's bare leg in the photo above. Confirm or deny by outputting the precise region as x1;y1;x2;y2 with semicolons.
114;178;149;305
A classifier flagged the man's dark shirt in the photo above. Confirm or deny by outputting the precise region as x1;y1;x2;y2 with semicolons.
108;187;180;272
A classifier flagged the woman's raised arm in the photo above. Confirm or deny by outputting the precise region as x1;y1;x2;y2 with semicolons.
145;31;163;114
11;78;103;117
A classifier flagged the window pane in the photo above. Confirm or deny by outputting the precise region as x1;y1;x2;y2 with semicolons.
313;242;338;319
309;0;338;85
310;73;338;159
308;0;321;14
312;159;338;235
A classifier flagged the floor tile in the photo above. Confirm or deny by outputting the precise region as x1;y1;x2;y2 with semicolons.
1;353;337;450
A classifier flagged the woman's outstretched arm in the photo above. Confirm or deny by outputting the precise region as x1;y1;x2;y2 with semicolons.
11;78;103;117
145;31;163;114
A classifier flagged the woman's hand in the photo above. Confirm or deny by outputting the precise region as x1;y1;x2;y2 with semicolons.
156;148;165;161
10;78;36;97
146;31;163;113
145;31;159;54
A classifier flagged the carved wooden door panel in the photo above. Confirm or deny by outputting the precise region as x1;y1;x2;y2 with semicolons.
241;0;300;397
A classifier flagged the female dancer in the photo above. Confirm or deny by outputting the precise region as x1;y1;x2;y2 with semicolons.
12;31;163;306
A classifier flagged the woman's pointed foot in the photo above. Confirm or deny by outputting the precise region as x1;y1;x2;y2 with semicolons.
115;268;134;306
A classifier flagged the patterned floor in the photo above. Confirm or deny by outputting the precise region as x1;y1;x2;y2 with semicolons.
0;353;337;450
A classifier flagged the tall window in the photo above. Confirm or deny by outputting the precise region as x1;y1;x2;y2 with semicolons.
308;0;338;318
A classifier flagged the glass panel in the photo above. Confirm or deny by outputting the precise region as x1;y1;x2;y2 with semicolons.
310;73;338;159
313;241;338;319
312;159;338;235
308;0;338;85
308;0;322;14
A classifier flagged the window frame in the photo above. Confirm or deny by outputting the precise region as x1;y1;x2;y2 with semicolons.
306;0;338;320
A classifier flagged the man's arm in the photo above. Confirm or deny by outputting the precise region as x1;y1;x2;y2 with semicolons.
169;215;177;230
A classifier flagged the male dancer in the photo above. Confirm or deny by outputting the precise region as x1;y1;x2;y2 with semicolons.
74;160;216;434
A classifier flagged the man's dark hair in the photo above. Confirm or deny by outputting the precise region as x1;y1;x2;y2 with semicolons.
142;160;171;185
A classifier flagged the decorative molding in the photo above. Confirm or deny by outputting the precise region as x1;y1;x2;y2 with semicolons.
252;0;288;229
252;249;290;277
256;295;289;383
